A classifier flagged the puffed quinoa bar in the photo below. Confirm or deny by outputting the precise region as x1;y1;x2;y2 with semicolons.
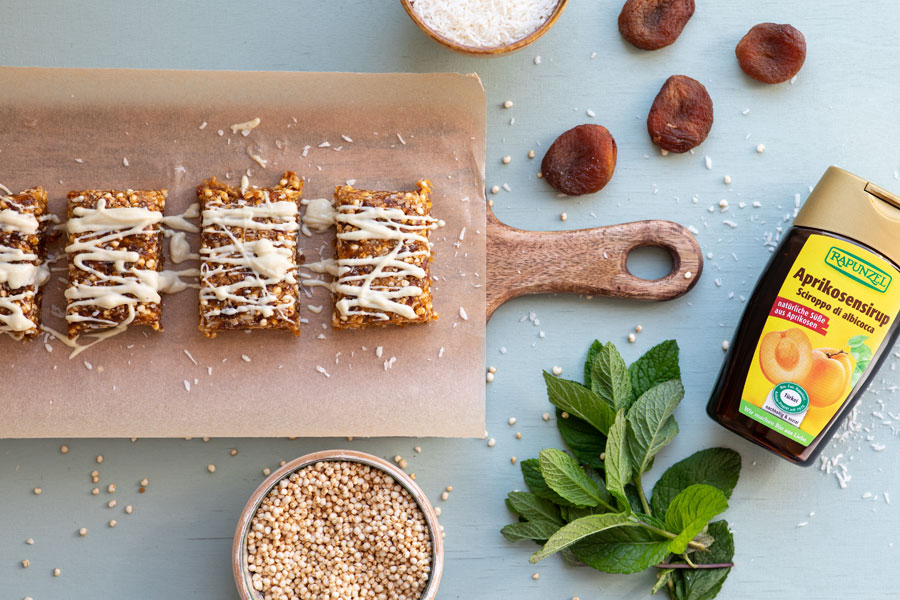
65;188;165;337
0;186;50;339
332;180;438;329
198;171;302;338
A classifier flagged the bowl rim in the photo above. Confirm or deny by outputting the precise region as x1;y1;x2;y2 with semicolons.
232;449;445;600
400;0;569;56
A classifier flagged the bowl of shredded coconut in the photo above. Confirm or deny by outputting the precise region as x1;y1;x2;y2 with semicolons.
402;0;568;55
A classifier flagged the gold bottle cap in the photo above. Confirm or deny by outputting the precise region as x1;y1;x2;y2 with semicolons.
795;166;900;266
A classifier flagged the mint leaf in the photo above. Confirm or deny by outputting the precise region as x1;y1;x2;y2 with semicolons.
506;491;564;525
521;458;577;507
556;410;607;468
626;380;683;477
571;525;671;574
848;334;869;348
849;344;873;363
586;467;616;507
529;513;636;563
651;448;742;516
629;339;681;400
585;339;603;387
669;520;734;600
544;372;616;435
501;519;562;542
664;484;728;554
590;342;633;411
539;449;605;508
565;504;613;521
605;410;632;511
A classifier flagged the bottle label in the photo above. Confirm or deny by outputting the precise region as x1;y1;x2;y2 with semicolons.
739;234;900;446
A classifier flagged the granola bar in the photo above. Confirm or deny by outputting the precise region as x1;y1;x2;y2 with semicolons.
0;186;50;339
198;172;303;338
331;180;439;329
65;188;166;337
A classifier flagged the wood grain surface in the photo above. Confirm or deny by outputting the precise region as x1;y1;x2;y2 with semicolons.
487;209;702;318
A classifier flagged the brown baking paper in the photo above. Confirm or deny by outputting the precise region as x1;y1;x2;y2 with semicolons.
0;67;486;438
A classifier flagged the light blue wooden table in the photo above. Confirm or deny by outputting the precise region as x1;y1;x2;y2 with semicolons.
3;1;900;598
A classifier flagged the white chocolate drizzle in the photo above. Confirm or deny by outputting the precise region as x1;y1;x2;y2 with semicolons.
201;196;300;322
0;207;40;234
0;198;47;336
301;198;337;236
161;202;200;233
160;268;201;293
168;231;199;263
230;117;261;135
303;200;440;321
64;196;162;337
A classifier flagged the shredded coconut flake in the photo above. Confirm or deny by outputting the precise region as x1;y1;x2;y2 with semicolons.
183;349;198;365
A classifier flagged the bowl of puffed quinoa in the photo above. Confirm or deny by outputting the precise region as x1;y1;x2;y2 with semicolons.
233;449;444;600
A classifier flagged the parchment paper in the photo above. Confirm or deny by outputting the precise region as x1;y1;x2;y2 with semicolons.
0;67;486;438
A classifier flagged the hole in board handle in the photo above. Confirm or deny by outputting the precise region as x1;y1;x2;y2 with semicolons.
625;245;675;281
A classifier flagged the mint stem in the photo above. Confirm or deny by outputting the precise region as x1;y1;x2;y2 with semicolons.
638;523;709;552
634;476;652;516
654;562;735;570
650;569;674;595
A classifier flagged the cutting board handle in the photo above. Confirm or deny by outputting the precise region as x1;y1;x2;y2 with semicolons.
485;208;703;320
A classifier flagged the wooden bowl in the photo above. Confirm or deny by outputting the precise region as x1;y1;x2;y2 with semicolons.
400;0;569;56
233;449;444;600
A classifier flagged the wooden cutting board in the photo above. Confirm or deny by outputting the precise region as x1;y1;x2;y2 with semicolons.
0;67;700;438
486;210;701;319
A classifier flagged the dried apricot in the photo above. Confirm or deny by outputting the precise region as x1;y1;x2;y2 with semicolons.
541;124;617;196
646;75;713;153
736;23;806;84
618;0;695;51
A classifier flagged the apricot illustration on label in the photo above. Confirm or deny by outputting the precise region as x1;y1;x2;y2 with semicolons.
801;348;853;408
759;328;813;384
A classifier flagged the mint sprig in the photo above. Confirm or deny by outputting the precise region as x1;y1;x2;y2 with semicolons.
503;339;742;600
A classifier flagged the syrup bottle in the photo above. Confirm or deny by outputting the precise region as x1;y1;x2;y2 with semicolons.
707;167;900;465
